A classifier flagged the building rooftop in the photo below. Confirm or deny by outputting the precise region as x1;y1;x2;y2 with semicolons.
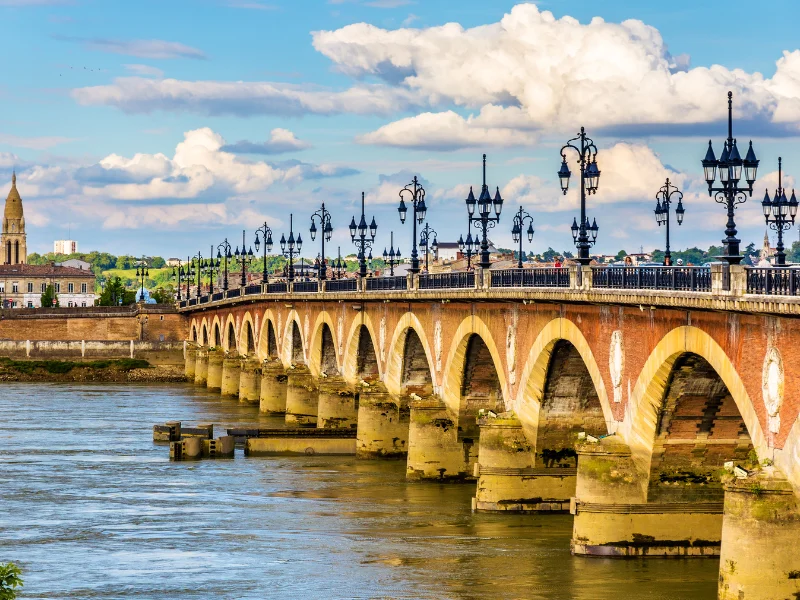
0;264;96;277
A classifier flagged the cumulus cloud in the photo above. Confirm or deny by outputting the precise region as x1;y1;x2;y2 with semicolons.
54;35;206;60
124;64;164;78
222;128;312;154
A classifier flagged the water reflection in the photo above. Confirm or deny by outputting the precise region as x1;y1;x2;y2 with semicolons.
0;384;717;599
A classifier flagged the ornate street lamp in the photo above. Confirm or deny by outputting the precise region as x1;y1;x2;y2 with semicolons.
234;229;254;288
171;259;182;301
183;255;192;298
332;247;346;280
700;91;760;264
466;154;504;269
418;223;438;272
310;202;333;281
382;232;402;276
511;206;535;269
280;214;302;282
135;257;149;302
559;127;600;265
254;221;274;284
204;245;219;294
217;239;232;291
398;176;426;274
457;219;476;270
654;178;685;266
351;192;377;278
761;157;798;265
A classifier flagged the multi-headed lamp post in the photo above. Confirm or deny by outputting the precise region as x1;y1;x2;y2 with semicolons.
310;202;333;281
191;251;203;299
206;245;218;294
398;177;427;274
254;221;274;284
466;154;504;269
332;247;346;280
234;230;254;288
558;127;600;265
382;232;401;276
654;178;685;266
136;257;149;302
350;192;377;278
419;223;438;272
511;207;535;269
217;239;232;291
280;214;302;282
761;157;798;266
700;91;760;264
171;259;182;301
458;232;476;270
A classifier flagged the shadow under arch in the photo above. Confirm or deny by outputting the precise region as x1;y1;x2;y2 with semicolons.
384;313;435;398
280;310;304;366
256;309;278;361
224;314;238;353
240;311;257;356
342;312;382;386
308;311;340;378
212;317;222;348
190;321;198;343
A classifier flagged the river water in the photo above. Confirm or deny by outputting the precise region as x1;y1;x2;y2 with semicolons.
0;383;718;599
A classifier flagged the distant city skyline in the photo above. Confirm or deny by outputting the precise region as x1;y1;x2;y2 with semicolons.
2;0;800;258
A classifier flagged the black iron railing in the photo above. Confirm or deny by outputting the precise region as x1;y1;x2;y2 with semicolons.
366;276;407;291
188;298;197;306
419;271;474;290
212;292;224;302
326;279;358;292
491;268;570;288
746;267;800;295
179;300;187;308
293;281;319;293
226;289;241;299
245;284;262;295
267;282;288;294
199;295;210;304
592;266;711;292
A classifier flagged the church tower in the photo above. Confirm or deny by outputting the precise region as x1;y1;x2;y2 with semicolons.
2;172;27;264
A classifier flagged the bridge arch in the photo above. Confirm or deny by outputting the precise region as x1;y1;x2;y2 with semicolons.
201;320;209;346
224;314;238;354
239;312;257;356
385;313;435;397
257;309;278;361
308;311;340;378
190;319;198;343
212;315;222;348
342;313;382;385
281;310;305;366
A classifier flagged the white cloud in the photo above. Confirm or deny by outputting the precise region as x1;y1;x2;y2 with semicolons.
0;134;74;150
222;128;312;154
124;64;164;78
55;36;207;60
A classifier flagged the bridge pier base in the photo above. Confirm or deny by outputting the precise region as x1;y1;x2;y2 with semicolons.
474;413;573;512
355;383;408;458
407;398;469;481
185;346;197;380
571;437;721;557
238;359;261;404
260;361;287;414
194;349;208;386
206;351;223;391
317;377;357;429
285;366;318;427
221;357;241;397
718;471;800;599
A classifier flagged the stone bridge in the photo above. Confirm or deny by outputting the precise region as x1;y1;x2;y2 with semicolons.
180;264;800;600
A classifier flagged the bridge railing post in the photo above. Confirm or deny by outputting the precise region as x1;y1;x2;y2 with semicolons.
320;280;326;294
407;272;416;292
712;264;744;297
568;264;579;289
580;266;593;291
477;267;488;290
288;281;294;295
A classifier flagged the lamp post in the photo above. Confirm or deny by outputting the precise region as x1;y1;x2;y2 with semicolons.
418;223;438;272
382;232;401;276
700;91;760;264
457;219;476;270
310;202;333;281
184;255;192;298
558;127;600;265
351;192;377;278
135;257;149;302
511;207;535;269
332;247;346;280
279;214;302;282
171;260;182;301
217;239;232;291
466;154;504;269
254;221;274;284
761;157;798;265
191;251;203;299
654;178;685;266
234;229;254;288
398;176;427;274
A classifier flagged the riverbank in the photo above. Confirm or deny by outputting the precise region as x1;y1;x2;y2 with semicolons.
0;357;186;383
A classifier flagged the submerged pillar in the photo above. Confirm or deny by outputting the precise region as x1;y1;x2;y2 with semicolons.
194;349;209;386
185;345;197;380
285;365;318;427
406;397;468;481
238;358;261;404
474;412;574;512
317;377;357;429
355;382;408;458
221;356;242;397
260;361;288;414
718;470;800;599
206;350;223;391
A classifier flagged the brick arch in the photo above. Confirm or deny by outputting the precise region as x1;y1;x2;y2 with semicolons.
212;315;222;348
515;317;613;451
189;318;199;343
223;313;238;354
239;311;257;356
384;312;435;397
308;311;340;378
257;309;278;361
280;310;304;366
622;325;770;492
342;314;382;385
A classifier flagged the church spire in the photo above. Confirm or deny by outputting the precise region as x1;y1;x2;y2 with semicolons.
11;171;15;187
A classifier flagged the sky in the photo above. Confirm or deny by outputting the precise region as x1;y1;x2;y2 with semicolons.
2;0;800;260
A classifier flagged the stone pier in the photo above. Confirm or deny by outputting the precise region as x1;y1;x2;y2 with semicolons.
355;382;408;458
285;365;318;427
260;360;288;414
194;348;208;386
474;413;574;512
221;356;242;397
206;350;223;391
718;470;800;599
185;346;197;380
238;358;261;404
317;377;357;429
406;397;468;481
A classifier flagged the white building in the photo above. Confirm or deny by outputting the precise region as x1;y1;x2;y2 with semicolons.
59;258;92;271
54;240;78;255
166;258;181;267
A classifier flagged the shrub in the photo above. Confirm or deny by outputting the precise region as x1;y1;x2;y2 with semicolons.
0;562;23;600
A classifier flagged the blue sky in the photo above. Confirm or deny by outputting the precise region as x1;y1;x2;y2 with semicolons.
2;0;800;259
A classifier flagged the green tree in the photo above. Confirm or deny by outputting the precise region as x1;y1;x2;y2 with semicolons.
40;284;59;308
787;241;800;263
542;247;559;262
151;285;176;304
98;277;135;306
150;256;166;269
615;249;628;262
0;562;23;600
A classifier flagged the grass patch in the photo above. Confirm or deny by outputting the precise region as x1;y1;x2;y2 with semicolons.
0;357;150;374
